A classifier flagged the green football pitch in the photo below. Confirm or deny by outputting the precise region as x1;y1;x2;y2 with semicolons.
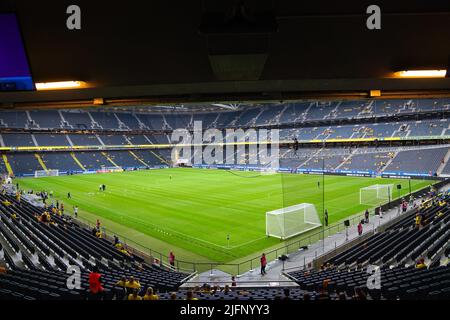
16;168;430;264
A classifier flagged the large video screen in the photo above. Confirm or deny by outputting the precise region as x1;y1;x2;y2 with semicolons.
0;13;34;91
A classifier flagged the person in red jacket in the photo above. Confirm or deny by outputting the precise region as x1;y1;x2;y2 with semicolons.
260;253;267;275
169;251;175;267
357;221;363;236
89;265;104;300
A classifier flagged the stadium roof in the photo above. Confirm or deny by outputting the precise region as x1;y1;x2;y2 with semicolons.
1;0;450;106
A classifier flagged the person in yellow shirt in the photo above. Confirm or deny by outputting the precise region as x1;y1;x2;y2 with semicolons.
143;287;159;300
186;291;198;300
415;258;427;269
95;230;102;239
415;214;421;227
128;289;142;300
11;212;17;219
125;276;141;290
115;276;127;288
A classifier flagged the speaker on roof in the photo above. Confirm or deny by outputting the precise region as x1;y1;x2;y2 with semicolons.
199;0;277;81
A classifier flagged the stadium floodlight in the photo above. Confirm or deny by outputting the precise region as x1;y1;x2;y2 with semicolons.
360;184;393;206
266;203;321;240
35;81;87;91
394;70;447;78
34;169;59;178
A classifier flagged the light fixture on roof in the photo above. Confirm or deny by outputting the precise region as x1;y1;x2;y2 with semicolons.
35;81;87;91
394;70;447;78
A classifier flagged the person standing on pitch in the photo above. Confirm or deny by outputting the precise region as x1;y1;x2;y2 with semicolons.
260;253;267;276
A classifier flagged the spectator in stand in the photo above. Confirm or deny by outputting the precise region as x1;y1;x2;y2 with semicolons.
415;258;427;269
353;287;367;300
89;265;104;300
73;205;78;218
357;221;363;236
402;199;408;213
186;291;198;300
143;287;159;300
260;253;267;275
126;276;141;290
128;289;142;300
415;213;422;229
231;276;237;287
317;287;330;300
170;292;177;300
115;276;127;288
338;292;347;300
282;288;291;300
364;209;369;223
223;285;231;294
303;293;311;301
169;251;175;267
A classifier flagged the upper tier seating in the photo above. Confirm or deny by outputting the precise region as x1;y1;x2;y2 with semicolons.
0;98;450;131
89;112;120;129
61;111;92;129
28;111;62;129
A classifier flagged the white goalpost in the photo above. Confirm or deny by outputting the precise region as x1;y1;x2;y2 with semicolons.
34;169;59;178
266;203;322;240
359;184;393;206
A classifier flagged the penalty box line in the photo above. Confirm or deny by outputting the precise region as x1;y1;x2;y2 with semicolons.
117;213;265;251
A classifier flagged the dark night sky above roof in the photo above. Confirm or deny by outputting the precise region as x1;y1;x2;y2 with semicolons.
0;0;450;104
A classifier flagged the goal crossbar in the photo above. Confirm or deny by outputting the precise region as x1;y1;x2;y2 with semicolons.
266;203;322;240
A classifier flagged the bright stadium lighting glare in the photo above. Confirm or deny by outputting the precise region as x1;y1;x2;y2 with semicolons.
35;81;87;91
395;70;447;78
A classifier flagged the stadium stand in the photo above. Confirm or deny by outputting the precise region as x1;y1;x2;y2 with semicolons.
0;190;190;300
1;99;450;301
33;134;70;147
2;133;35;147
287;191;450;300
384;148;448;175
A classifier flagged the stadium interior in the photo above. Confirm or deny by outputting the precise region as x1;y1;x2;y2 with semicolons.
0;0;449;304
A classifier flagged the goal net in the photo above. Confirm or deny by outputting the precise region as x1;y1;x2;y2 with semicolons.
34;169;59;178
360;184;393;206
266;203;322;240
